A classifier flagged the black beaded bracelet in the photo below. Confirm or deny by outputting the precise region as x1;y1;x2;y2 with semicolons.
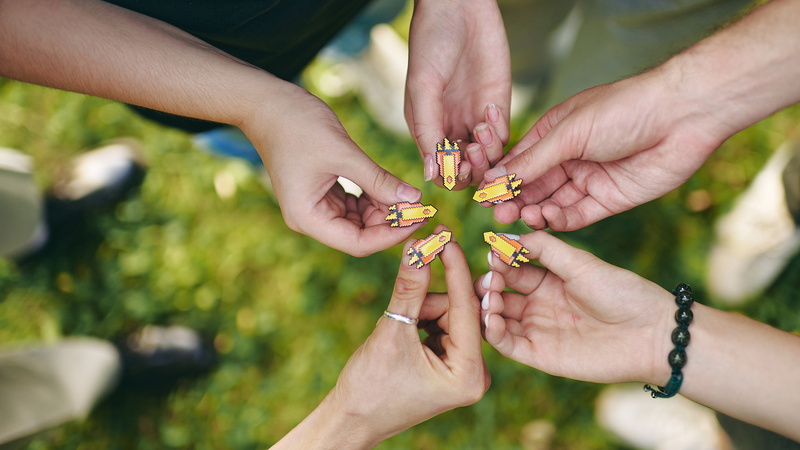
644;283;694;399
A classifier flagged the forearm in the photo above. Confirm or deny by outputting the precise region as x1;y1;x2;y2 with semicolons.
0;0;301;129
659;0;800;140
649;303;800;441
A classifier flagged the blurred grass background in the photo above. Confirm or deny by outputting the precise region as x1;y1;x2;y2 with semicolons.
1;17;800;450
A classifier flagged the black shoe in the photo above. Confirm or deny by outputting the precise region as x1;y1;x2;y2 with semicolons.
15;140;146;264
115;325;217;389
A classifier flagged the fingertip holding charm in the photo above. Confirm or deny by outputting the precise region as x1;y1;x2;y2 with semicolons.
473;174;522;204
483;232;530;267
386;202;438;227
407;230;452;268
436;138;462;190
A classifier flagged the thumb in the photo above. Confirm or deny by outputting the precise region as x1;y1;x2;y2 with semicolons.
344;152;421;205
518;231;598;282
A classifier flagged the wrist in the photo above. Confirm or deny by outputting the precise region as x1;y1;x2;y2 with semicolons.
236;83;322;166
641;56;730;157
657;49;750;143
643;287;682;387
235;80;308;132
274;388;381;449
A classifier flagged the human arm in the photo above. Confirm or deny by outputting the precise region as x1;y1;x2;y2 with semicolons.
404;0;511;189
482;0;800;230
0;0;423;256
476;231;800;441
274;228;489;448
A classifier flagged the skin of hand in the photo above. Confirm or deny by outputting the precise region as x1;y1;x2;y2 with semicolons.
274;227;489;448
405;0;511;189
476;231;800;440
482;0;800;231
481;72;725;231
242;89;425;257
0;0;424;257
475;230;675;385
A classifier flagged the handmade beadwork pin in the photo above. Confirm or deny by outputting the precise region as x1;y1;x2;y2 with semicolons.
385;202;438;227
407;230;451;268
473;174;522;204
483;232;530;267
436;138;461;190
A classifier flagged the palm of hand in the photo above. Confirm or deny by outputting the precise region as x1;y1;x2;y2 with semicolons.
406;1;509;137
533;142;705;229
503;266;668;384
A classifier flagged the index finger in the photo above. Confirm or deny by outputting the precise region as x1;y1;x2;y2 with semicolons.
439;238;482;352
482;108;581;189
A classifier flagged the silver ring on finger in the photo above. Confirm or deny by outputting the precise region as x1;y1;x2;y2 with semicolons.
382;310;419;325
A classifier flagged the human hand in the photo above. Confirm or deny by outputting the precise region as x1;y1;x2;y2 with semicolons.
482;72;728;230
242;89;424;257
275;226;489;448
333;227;489;442
405;0;511;189
476;231;674;385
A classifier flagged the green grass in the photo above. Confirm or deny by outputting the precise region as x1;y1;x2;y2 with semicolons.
1;64;799;449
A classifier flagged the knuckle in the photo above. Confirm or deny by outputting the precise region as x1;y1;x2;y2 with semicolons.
460;379;487;405
392;274;421;301
281;211;302;233
369;166;394;196
349;246;374;258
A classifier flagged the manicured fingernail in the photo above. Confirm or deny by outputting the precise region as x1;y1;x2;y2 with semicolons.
481;291;490;310
481;271;493;290
397;182;421;202
487;104;500;123
487;251;494;268
484;165;507;181
475;123;492;147
499;233;521;240
484;313;491;330
424;154;435;182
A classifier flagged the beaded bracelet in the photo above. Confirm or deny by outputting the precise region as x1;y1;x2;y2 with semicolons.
644;283;694;399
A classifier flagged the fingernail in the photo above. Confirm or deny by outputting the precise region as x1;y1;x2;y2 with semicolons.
484;313;491;330
487;104;500;123
481;271;493;290
466;143;485;167
424;154;435;181
481;291;490;310
457;167;470;182
475;123;492;147
484;165;507;181
397;182;421;202
487;251;494;268
499;233;521;240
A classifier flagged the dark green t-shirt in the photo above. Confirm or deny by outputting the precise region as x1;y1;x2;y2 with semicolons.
104;0;370;130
